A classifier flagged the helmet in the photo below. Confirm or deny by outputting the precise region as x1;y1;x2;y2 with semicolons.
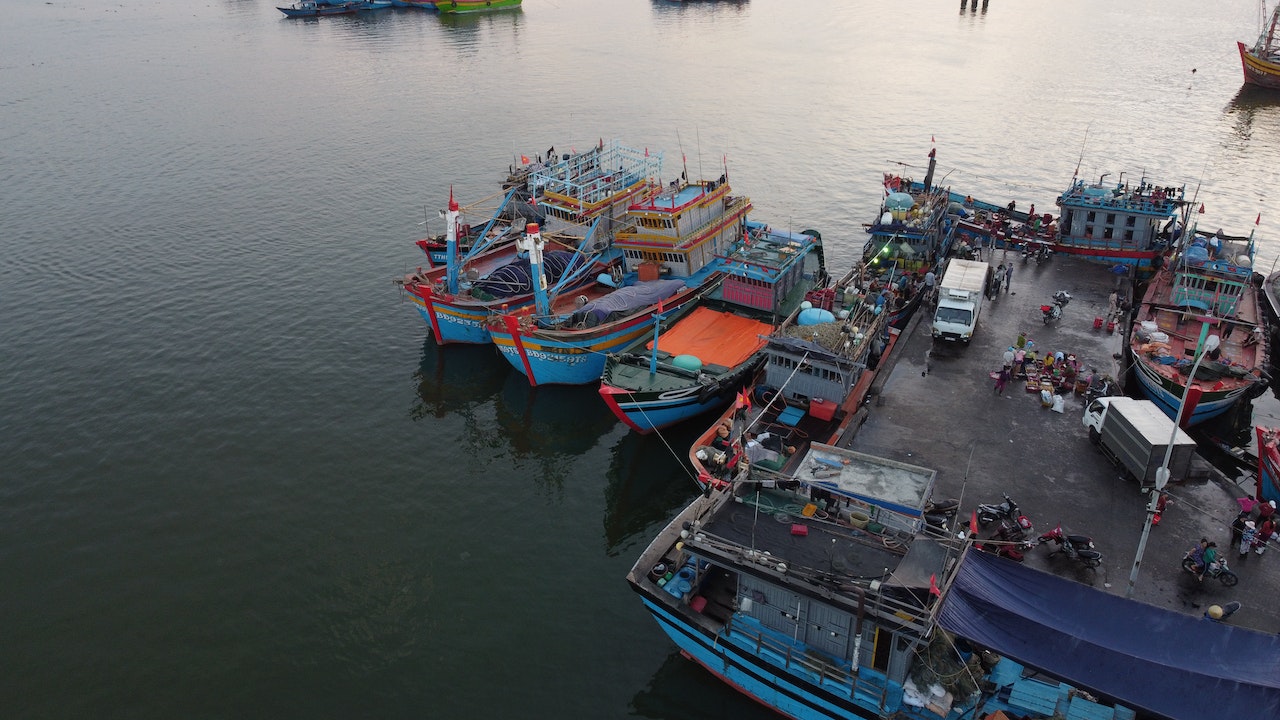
1208;605;1224;619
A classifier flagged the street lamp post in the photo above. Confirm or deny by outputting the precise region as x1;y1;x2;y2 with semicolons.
1125;329;1220;599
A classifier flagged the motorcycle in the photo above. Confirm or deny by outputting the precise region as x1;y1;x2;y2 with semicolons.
1037;524;1103;568
1181;549;1239;586
1040;290;1072;325
1021;241;1053;263
923;497;960;530
1083;370;1117;404
975;493;1035;560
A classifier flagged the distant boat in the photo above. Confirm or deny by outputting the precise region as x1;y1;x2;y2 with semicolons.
597;222;826;433
435;0;521;13
1130;226;1269;426
1238;1;1280;89
278;0;392;16
390;0;437;7
489;175;751;387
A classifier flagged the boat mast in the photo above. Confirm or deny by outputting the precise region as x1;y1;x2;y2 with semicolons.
519;222;551;316
444;187;461;294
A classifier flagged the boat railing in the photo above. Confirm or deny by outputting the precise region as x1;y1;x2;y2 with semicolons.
723;616;897;709
615;195;752;250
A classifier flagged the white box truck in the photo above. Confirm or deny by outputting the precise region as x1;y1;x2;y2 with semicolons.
931;258;989;343
1082;397;1196;489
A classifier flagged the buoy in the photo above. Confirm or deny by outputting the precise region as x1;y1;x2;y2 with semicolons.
672;354;703;372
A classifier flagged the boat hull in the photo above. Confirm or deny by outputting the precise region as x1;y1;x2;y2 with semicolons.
491;283;707;386
598;358;755;433
1239;41;1280;89
1130;355;1250;426
1257;427;1280;505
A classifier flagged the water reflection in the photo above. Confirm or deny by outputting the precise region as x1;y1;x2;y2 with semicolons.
1224;83;1280;143
630;651;775;720
409;336;509;421
493;374;619;465
603;421;705;554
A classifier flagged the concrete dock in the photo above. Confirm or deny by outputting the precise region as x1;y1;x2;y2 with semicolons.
849;250;1280;633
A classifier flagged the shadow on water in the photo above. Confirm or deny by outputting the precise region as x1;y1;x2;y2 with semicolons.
494;372;619;460
630;651;776;720
603;420;708;554
410;335;510;421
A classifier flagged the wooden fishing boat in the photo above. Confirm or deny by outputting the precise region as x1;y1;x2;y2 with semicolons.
489;174;750;386
1130;226;1270;426
1256;426;1280;505
1053;173;1186;278
435;0;520;13
1239;2;1280;89
390;0;437;8
396;140;662;345
597;222;826;433
278;0;391;15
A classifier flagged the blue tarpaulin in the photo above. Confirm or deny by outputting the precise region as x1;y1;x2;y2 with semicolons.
937;550;1280;720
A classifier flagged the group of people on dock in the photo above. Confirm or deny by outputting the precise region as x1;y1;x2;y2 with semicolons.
992;331;1090;405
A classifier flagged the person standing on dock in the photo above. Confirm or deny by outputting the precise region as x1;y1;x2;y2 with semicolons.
1004;263;1012;293
1240;521;1258;558
994;366;1010;395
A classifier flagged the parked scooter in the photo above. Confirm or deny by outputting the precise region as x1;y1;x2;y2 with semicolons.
1181;549;1239;586
923;497;960;531
975;493;1035;560
1038;524;1103;568
1083;369;1117;403
1040;290;1072;325
1021;241;1053;263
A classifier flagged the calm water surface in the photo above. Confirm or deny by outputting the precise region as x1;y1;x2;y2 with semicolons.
3;0;1280;717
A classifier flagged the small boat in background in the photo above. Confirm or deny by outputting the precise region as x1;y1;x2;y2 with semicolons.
278;0;392;16
435;0;521;13
1130;225;1270;426
391;0;437;8
1238;1;1280;89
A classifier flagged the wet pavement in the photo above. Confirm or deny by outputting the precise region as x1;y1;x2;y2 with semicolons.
849;249;1280;634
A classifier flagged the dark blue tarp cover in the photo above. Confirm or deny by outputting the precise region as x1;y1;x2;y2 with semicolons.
938;550;1280;720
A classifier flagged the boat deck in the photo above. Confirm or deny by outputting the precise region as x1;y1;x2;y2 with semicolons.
844;250;1280;633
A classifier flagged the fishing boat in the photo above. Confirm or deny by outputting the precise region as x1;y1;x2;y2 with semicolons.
683;269;892;489
278;1;360;16
390;0;437;7
597;222;826;433
396;141;663;345
628;439;1280;719
1239;2;1280;89
411;160;545;268
1130;226;1270;426
1053;173;1185;278
863;177;957;331
489;173;752;386
435;0;520;13
278;0;391;15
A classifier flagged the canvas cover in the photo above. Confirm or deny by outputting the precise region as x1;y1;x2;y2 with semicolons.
937;550;1280;719
570;279;686;326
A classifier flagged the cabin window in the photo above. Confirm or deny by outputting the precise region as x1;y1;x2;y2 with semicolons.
1103;227;1114;240
1084;224;1095;239
1086;211;1096;223
1106;213;1116;224
1126;216;1136;227
1124;230;1134;241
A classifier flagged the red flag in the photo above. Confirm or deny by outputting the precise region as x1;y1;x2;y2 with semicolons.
1199;204;1205;214
1258;213;1262;225
644;147;649;157
520;155;530;164
928;148;936;158
929;573;941;597
931;135;935;143
969;510;978;536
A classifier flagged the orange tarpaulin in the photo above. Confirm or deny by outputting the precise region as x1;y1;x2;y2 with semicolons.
647;307;771;367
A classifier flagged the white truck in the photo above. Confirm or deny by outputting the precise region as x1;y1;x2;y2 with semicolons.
1082;397;1197;489
931;258;989;343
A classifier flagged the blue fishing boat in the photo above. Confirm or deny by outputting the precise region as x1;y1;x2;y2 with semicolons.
397;140;663;345
864;185;957;330
1054;173;1186;278
1130;225;1269;426
597;222;826;433
489;171;749;385
1256;426;1280;506
628;443;1280;720
278;0;391;16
